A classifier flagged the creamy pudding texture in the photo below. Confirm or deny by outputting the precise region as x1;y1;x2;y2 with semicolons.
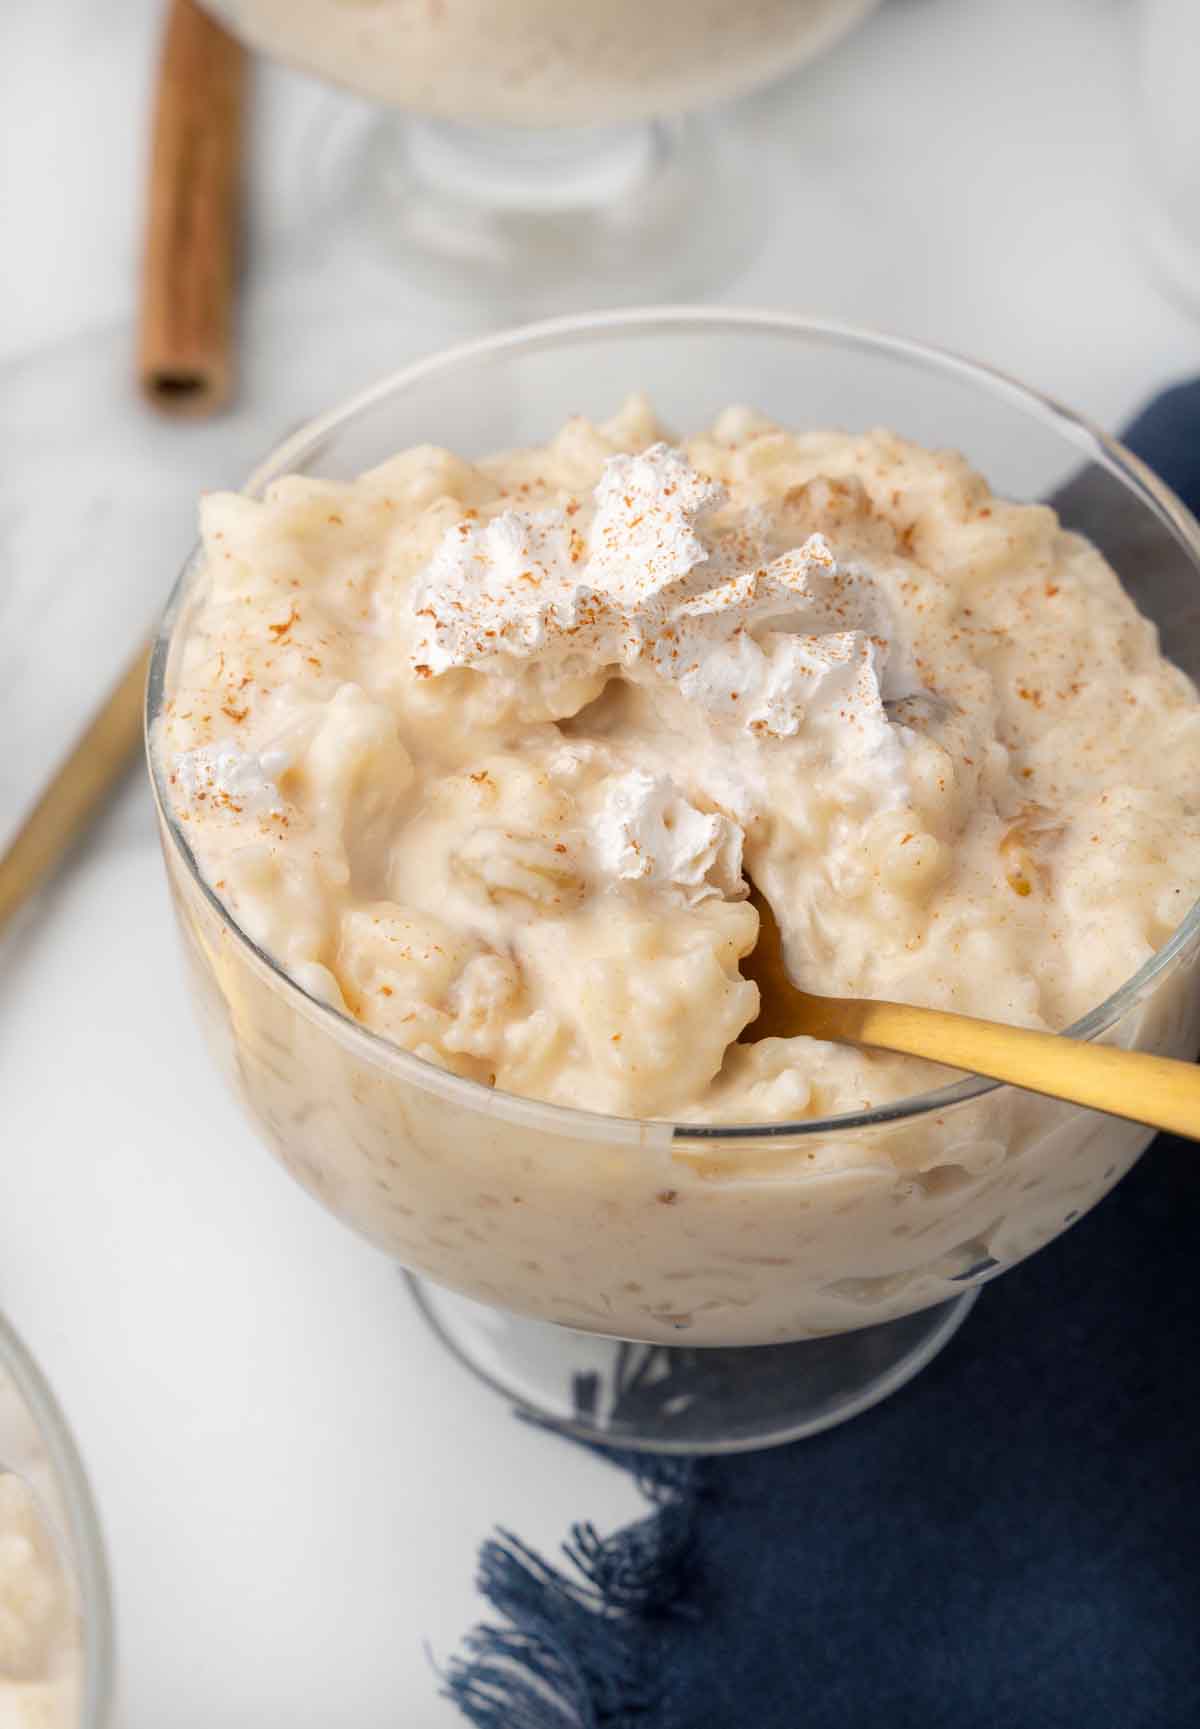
0;1374;81;1729
214;0;878;126
156;400;1200;1343
162;400;1200;1120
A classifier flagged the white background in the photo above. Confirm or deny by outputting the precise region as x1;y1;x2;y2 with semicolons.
2;2;1199;1725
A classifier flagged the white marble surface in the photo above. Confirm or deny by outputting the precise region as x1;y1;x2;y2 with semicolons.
1;1;1198;1725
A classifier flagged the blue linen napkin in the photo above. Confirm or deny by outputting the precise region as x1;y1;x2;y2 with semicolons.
446;386;1200;1729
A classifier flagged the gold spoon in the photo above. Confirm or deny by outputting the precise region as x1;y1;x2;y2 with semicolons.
743;883;1200;1140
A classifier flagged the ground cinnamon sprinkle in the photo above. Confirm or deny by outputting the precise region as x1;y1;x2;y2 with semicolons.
164;408;1200;1168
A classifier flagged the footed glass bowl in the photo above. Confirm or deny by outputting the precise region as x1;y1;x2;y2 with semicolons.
198;1;882;310
147;310;1200;1452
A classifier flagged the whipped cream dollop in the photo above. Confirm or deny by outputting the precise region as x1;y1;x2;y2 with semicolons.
411;444;920;748
594;769;745;905
174;742;289;815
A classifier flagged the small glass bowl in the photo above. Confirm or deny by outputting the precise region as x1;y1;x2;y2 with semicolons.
197;1;883;310
0;1312;113;1727
147;310;1200;1451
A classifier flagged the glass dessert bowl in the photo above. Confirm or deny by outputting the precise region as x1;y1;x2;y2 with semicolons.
197;0;882;310
0;1312;113;1727
147;310;1200;1453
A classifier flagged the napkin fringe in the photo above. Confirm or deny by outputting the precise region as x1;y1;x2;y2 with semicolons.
443;1450;701;1729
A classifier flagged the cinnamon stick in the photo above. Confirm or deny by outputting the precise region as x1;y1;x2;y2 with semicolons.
138;0;246;416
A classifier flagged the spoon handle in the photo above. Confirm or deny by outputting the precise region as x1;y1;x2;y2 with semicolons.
0;644;151;939
800;993;1200;1140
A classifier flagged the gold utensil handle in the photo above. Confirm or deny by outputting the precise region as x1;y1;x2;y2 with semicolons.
0;644;151;938
803;992;1200;1140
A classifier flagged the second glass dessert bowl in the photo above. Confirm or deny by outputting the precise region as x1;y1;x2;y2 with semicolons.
198;0;882;310
147;310;1200;1453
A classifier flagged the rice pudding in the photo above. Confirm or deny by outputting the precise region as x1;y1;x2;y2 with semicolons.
153;398;1200;1342
0;1371;81;1729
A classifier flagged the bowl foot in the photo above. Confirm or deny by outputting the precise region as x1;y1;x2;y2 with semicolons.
405;1278;979;1455
299;109;765;316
